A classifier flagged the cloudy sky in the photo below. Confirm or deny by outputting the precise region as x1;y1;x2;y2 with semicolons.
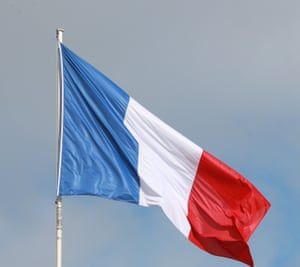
1;1;299;266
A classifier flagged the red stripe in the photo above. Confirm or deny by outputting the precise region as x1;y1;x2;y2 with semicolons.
187;151;270;267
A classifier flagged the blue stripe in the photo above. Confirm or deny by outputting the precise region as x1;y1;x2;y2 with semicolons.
59;44;140;203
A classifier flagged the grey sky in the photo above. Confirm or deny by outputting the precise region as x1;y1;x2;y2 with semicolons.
0;1;299;266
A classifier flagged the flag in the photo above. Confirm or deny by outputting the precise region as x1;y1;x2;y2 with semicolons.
57;44;270;267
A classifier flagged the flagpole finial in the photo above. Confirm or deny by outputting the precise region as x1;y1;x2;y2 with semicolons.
56;28;64;43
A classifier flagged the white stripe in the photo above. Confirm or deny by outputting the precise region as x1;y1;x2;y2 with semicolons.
124;98;203;237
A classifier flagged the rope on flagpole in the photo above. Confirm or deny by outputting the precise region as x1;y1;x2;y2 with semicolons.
56;28;64;267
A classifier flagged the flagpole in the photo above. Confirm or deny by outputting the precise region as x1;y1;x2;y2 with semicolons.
56;28;64;267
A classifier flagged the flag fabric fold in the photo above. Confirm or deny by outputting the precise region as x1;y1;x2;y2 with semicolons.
58;43;270;267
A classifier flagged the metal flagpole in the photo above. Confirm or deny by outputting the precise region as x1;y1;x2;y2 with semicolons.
56;28;64;267
55;196;62;267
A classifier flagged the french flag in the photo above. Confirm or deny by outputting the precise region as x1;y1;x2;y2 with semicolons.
58;44;270;267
